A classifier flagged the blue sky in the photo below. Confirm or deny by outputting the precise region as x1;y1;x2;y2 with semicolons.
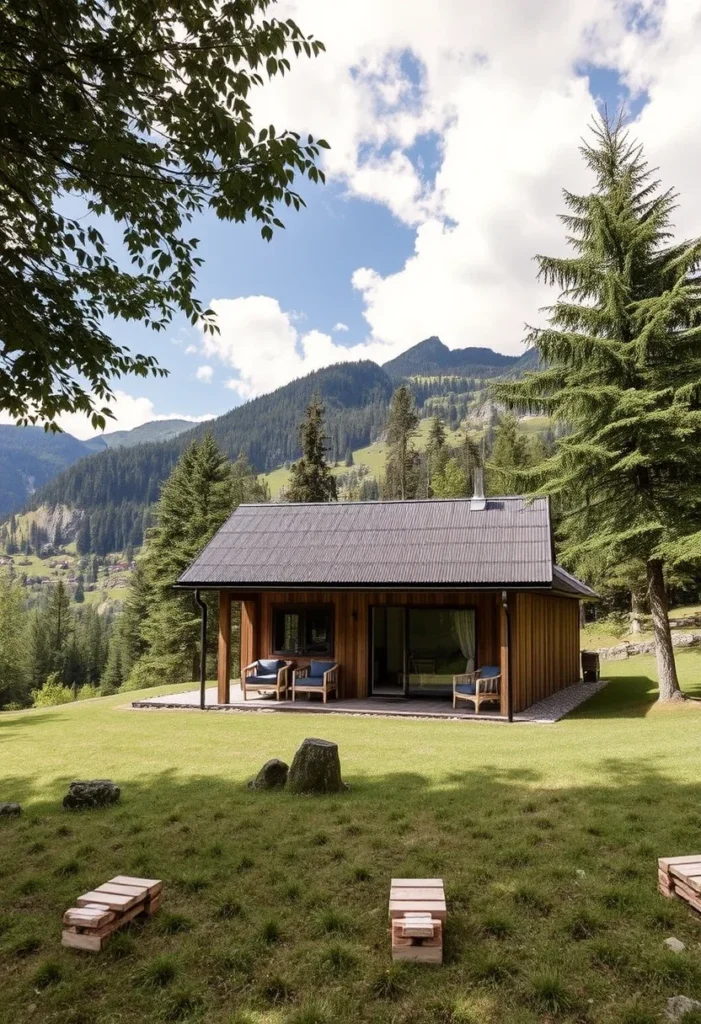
10;0;700;438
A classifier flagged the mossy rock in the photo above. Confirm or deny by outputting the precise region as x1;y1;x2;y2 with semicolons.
248;759;289;790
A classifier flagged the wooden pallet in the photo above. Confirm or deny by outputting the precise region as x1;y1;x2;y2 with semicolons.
389;878;445;963
62;875;162;951
658;856;701;913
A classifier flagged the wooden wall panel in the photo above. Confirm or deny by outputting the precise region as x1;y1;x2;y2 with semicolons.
236;589;500;700
217;592;232;704
239;598;257;680
510;592;581;713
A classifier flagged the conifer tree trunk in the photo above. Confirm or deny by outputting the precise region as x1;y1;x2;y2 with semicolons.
630;591;644;634
647;559;683;701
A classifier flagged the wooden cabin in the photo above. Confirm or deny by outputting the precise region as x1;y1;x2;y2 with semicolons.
175;491;595;718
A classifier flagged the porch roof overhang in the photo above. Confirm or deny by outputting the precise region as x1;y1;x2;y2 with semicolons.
176;497;597;599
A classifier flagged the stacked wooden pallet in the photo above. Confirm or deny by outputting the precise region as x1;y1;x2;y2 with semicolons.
62;875;162;951
389;878;446;963
658;856;701;912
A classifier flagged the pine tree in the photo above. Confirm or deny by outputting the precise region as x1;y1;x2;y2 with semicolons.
101;562;149;693
493;114;701;701
489;414;528;494
46;581;74;683
432;458;469;499
0;569;29;707
286;395;337;503
101;640;124;696
231;451;270;506
123;435;265;688
426;415;448;495
383;385;420;500
76;516;91;555
428;415;446;454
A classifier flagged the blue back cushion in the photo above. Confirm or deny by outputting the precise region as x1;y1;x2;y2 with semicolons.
481;666;501;678
259;658;284;674
310;660;335;678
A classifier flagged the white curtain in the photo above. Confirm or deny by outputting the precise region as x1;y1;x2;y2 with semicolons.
453;610;476;674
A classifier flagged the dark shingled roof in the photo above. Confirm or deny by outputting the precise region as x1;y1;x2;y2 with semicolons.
176;498;595;596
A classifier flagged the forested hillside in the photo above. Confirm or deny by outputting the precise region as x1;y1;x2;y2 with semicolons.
0;426;105;517
7;341;542;554
31;361;394;550
0;419;203;516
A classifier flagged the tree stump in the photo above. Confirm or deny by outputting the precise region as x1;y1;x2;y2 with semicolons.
248;759;289;790
63;780;120;811
286;738;347;795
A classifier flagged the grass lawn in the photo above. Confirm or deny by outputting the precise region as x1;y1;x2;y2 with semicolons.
2;656;701;1024
82;586;130;608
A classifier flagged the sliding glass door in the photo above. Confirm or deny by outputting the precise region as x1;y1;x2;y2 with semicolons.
370;606;476;699
407;608;475;697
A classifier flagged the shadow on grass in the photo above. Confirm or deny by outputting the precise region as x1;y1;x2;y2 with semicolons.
0;712;61;737
3;760;701;1022
571;652;701;719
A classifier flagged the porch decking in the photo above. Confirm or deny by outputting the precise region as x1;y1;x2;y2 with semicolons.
131;679;607;724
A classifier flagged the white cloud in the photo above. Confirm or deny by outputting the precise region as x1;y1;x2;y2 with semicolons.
332;322;349;333
202;296;402;400
246;0;701;357
195;365;214;383
0;391;214;440
185;344;198;355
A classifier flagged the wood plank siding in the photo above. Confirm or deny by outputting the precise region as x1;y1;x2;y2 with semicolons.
509;592;581;711
232;588;581;711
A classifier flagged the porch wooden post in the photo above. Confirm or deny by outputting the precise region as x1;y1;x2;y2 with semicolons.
499;597;510;718
218;591;232;704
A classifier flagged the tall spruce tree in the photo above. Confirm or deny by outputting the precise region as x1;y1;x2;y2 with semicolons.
123;435;267;688
101;561;150;693
383;385;420;500
493;115;701;701
126;435;235;686
426;415;448;495
286;395;337;503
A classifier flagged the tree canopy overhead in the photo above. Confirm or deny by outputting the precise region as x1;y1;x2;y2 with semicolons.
0;0;327;429
494;114;701;700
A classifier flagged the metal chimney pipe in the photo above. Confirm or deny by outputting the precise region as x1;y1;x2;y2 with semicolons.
471;466;486;510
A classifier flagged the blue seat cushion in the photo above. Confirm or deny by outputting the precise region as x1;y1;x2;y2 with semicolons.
309;660;336;678
455;682;476;695
247;674;277;684
297;676;323;686
259;658;285;674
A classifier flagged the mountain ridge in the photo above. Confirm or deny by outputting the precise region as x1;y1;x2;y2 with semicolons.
1;338;541;536
382;336;520;378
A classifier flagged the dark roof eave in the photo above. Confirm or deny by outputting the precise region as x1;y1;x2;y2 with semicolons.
173;580;558;593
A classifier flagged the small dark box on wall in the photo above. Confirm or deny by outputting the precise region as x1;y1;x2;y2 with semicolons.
581;650;600;682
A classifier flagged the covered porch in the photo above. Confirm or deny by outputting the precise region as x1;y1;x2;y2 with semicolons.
214;587;513;716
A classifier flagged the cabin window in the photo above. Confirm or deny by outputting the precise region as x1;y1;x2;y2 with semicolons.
272;606;333;656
